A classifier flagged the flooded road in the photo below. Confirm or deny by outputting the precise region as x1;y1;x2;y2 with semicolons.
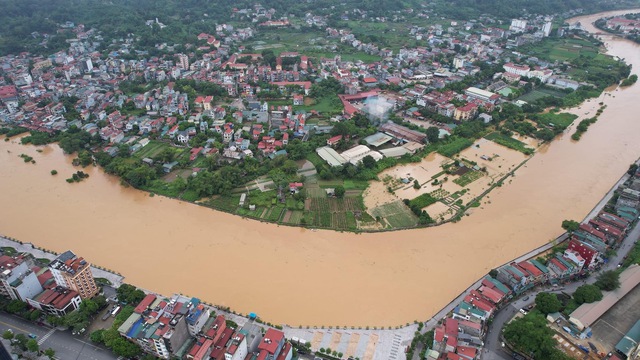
1;10;640;327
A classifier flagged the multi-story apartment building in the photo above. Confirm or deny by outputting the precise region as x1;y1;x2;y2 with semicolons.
49;251;98;299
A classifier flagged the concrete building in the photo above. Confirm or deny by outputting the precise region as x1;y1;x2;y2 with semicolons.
0;255;43;302
509;19;527;32
27;287;82;317
49;251;99;299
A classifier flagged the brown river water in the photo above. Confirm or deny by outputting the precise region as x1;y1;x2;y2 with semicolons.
1;10;639;327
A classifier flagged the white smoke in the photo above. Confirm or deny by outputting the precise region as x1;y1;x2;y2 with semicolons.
363;97;393;123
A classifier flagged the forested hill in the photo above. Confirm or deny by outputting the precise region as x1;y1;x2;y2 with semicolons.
0;0;638;56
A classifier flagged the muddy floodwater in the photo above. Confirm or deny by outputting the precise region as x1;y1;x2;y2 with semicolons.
1;10;640;327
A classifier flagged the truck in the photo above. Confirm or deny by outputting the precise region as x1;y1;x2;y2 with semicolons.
111;305;121;317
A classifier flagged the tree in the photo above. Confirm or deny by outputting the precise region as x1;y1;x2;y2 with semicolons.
535;292;561;315
628;163;639;176
426;126;440;143
26;339;39;353
335;185;345;198
503;312;570;360
281;160;299;175
573;284;603;304
561;219;580;233
2;330;13;340
595;270;621;291
90;329;104;344
362;155;377;169
413;180;421;189
489;269;499;278
44;348;56;360
6;300;26;314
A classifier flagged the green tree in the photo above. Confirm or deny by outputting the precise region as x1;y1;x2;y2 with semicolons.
489;269;499;278
335;185;345;198
503;312;570;360
28;309;42;321
535;292;562;315
2;330;13;340
573;284;603;304
362;155;377;169
561;219;580;233
90;329;104;344
44;348;56;359
26;339;39;353
595;270;621;291
6;300;26;314
426;126;440;143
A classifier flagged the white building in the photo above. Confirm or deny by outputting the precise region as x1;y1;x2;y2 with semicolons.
542;21;553;37
563;249;585;269
509;19;528;32
0;259;43;302
503;63;530;77
453;57;465;69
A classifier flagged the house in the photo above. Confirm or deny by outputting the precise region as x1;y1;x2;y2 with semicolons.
289;182;303;193
177;131;190;144
327;135;343;147
293;94;304;106
163;161;179;173
453;103;478;121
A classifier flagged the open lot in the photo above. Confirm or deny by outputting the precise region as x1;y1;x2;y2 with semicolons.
521;37;604;62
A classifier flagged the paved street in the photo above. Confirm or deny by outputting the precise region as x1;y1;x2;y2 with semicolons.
0;312;117;360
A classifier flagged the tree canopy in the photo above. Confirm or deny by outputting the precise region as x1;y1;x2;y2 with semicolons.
503;312;572;360
535;292;562;315
595;270;621;291
573;284;603;305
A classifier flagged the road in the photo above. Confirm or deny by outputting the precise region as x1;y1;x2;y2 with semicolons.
0;312;118;360
482;212;640;360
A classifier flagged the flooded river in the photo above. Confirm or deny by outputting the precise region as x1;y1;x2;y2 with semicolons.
1;10;640;327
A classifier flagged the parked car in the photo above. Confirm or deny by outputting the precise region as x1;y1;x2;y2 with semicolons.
523;296;530;301
28;333;37;339
519;308;529;315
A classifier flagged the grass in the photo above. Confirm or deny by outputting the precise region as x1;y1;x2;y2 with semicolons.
517;88;566;103
306;152;327;170
143;179;185;198
485;132;534;155
520;37;603;62
1;247;17;256
453;171;484;187
409;193;438;209
369;201;418;228
343;180;369;190
437;137;474;157
532;112;578;130
294;96;343;113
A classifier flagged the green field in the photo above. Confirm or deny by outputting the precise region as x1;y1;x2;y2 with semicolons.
437;137;474;157
133;140;172;159
453;170;484;187
293;96;343;113
532;112;578;129
409;193;438;209
521;37;602;62
369;201;418;228
517;88;566;103
485;132;534;155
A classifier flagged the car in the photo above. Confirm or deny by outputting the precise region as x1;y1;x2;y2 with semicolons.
28;333;37;339
526;304;534;310
523;296;530;301
519;308;529;315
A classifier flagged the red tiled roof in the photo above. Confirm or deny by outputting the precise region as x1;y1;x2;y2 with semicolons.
134;294;157;314
258;328;284;355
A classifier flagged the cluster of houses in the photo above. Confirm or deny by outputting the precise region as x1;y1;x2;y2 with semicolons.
0;250;99;318
603;17;640;34
117;293;294;360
